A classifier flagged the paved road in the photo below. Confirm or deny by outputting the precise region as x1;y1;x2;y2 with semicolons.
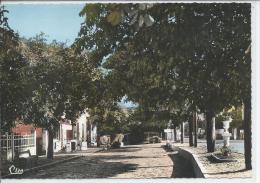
21;143;189;178
182;138;244;153
198;139;244;154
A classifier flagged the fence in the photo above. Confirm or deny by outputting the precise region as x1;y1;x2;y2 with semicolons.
0;132;36;161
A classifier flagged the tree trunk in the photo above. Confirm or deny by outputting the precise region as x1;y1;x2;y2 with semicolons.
206;110;216;152
173;125;177;142
180;122;184;144
244;99;252;170
189;115;193;146
87;122;92;145
47;129;54;159
194;111;198;147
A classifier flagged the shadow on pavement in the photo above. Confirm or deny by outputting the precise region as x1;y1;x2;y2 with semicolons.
101;146;142;153
92;155;144;160
19;156;139;179
169;153;195;178
162;145;195;178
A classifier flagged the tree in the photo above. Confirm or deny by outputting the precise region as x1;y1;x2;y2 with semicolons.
75;3;251;154
0;6;30;132
88;101;130;136
21;36;70;159
193;111;198;147
21;34;102;159
215;106;243;129
188;113;194;146
174;4;250;152
242;46;251;169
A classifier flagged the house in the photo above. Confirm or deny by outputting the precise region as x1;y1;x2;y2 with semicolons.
1;111;98;161
52;112;98;152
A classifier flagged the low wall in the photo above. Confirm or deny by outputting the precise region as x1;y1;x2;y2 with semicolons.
4;146;36;161
172;146;205;178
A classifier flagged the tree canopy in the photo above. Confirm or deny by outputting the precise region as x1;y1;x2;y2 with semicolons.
1;3;252;168
75;3;251;121
0;6;30;131
75;3;251;154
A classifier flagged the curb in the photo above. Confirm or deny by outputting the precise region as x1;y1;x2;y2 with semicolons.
178;147;207;178
2;155;82;178
168;144;206;178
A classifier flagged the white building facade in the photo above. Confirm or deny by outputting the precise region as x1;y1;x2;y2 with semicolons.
51;112;97;152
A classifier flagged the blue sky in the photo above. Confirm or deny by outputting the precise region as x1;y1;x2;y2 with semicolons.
5;4;85;45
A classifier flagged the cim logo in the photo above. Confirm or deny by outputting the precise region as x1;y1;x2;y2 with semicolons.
9;165;24;175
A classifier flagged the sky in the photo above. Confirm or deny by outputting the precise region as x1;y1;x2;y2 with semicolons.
4;3;137;108
5;4;85;45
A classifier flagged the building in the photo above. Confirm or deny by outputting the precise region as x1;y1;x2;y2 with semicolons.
1;111;98;160
52;112;98;152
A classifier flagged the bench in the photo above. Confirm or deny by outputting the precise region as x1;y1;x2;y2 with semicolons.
14;150;38;169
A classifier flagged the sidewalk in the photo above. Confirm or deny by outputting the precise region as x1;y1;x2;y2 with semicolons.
1;147;101;178
50;147;101;157
170;142;252;178
16;143;177;178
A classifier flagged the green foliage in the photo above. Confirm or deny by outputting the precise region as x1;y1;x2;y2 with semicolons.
220;146;232;156
229;106;243;128
0;6;30;131
76;3;251;125
215;108;231;128
20;34;103;130
127;106;176;131
92;105;133;135
215;106;243;129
